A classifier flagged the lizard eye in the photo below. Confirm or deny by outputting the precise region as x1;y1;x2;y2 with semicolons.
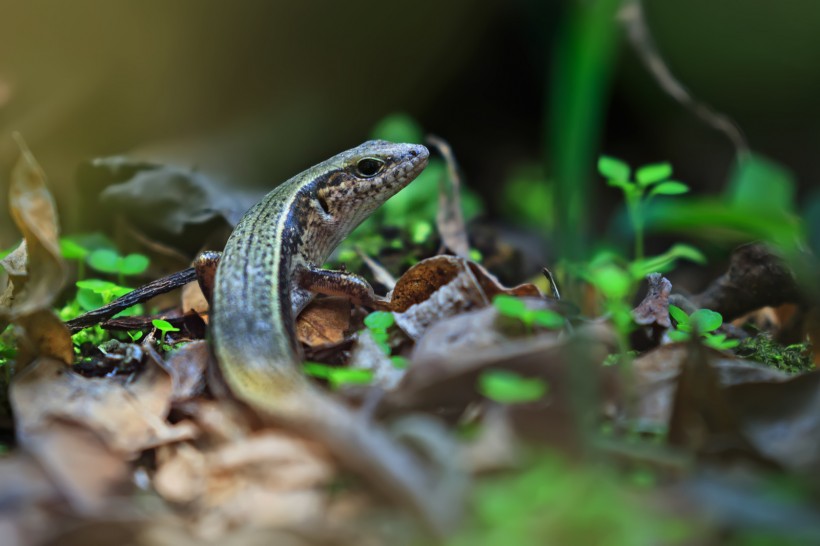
355;158;385;178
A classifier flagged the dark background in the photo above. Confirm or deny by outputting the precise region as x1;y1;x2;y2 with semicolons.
1;0;818;254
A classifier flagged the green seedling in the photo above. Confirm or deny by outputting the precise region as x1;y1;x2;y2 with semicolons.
668;305;738;351
151;319;180;345
363;310;395;356
478;369;547;404
598;156;690;260
303;362;374;389
87;249;149;285
59;237;90;279
493;295;564;331
127;330;144;343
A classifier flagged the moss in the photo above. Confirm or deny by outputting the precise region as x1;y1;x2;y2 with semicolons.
736;333;813;374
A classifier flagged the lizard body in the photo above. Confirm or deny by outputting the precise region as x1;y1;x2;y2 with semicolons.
210;141;449;532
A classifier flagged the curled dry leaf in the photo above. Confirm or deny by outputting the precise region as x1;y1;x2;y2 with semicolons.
5;137;66;317
389;255;541;341
631;273;672;350
0;138;72;364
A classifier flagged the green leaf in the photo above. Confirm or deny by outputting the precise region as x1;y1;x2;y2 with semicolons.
493;295;527;318
636;162;672;186
629;244;705;280
151;319;180;333
532;309;564;329
120;254;150;276
410;220;433;244
76;288;104;311
667;329;691;342
59;238;88;260
303;362;332;379
390;355;409;369
725;153;795;214
327;368;374;389
76;279;118;292
364;311;395;330
87;249;121;274
648;181;690;197
690;309;723;333
606;178;631;191
668;305;690;325
109;286;134;298
127;330;144;342
598;156;631;182
478;370;547;404
590;265;631;300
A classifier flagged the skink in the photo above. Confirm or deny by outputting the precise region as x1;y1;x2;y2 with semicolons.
208;140;450;533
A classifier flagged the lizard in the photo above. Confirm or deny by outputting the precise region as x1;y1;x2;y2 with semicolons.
202;140;457;535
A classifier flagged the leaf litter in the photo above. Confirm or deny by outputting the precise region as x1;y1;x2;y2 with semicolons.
2;142;820;545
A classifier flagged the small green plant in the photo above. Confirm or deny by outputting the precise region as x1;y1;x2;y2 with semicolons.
478;369;547;404
492;295;564;331
151;319;180;345
303;362;374;389
87;249;149;285
668;305;738;351
598;156;690;260
362;310;409;370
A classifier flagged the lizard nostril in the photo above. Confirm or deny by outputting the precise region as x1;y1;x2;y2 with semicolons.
408;149;418;157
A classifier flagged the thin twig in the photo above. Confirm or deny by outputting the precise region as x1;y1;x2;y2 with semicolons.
65;267;197;333
619;0;749;157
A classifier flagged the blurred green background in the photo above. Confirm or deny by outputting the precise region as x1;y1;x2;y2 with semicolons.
1;0;819;262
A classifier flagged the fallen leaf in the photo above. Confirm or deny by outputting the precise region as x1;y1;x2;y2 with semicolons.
726;371;820;473
11;356;196;456
389;255;541;341
295;297;351;347
5;136;66;318
154;340;210;402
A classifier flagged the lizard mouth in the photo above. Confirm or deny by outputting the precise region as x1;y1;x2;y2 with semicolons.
398;144;430;182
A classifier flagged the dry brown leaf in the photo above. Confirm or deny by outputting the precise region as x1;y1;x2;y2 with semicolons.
155;340;210;402
11;356;196;456
5;136;66;318
389;255;541;341
15;310;74;364
154;429;333;534
181;279;210;319
23;419;132;515
385;327;617;416
632;343;791;427
295;297;351;347
726;371;820;473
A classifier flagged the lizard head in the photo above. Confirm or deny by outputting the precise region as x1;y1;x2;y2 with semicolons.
314;140;429;232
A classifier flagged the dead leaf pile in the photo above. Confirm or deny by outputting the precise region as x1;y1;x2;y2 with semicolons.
2;143;820;545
